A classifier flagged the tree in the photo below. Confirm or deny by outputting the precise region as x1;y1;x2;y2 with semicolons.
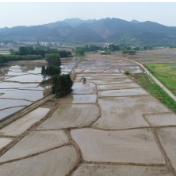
108;44;120;51
19;46;31;55
44;65;61;76
52;74;73;98
75;48;85;55
9;49;15;54
45;54;61;66
143;46;148;50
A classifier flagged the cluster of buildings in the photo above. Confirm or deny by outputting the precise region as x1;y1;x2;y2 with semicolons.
0;41;61;48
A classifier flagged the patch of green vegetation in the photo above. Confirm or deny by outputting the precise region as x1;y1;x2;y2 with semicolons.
145;63;176;95
122;50;136;55
78;57;87;63
101;51;111;55
134;58;160;61
124;70;130;75
130;73;176;113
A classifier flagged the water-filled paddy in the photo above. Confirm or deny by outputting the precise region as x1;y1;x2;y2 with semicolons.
71;128;165;164
0;63;51;121
0;99;31;110
0;130;69;163
0;107;24;121
0;89;47;101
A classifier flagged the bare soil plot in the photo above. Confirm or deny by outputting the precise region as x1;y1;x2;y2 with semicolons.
60;94;97;104
0;130;69;163
0;107;50;136
98;88;149;97
113;65;143;73
97;82;140;90
157;127;176;171
0;99;31;110
75;69;84;73
72;163;173;176
37;104;100;130
76;73;124;77
88;78;133;85
72;82;96;94
93;96;169;130
145;112;176;126
0;145;78;176
77;75;126;80
0;138;13;150
0;89;46;101
83;70;105;73
71;128;165;164
0;107;24;121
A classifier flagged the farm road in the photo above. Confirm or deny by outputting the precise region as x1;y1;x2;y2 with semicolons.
0;53;176;175
126;58;176;102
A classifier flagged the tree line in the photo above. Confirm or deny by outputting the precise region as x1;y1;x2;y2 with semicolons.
73;44;155;56
10;46;72;58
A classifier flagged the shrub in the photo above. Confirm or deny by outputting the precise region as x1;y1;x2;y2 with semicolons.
124;70;130;75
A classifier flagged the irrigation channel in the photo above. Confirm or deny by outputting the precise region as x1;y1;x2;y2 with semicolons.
0;53;176;176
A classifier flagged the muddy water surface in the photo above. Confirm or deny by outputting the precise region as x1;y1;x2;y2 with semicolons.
0;63;51;121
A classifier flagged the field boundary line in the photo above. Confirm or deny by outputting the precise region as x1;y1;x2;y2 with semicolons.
124;58;176;102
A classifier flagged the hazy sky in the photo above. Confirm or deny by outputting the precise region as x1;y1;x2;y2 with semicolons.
0;2;176;28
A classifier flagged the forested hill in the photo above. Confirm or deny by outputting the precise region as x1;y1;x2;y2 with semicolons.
1;18;176;46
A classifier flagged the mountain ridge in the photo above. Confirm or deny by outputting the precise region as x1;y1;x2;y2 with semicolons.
0;18;176;46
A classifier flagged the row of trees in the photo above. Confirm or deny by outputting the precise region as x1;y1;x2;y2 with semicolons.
10;46;72;58
73;44;155;56
41;53;73;98
3;55;42;61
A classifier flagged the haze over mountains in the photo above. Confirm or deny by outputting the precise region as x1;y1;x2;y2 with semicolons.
1;18;176;46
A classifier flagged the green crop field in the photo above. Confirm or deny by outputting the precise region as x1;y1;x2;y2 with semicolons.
145;63;176;94
130;73;176;113
134;58;160;61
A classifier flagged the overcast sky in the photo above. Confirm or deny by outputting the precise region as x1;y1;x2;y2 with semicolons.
0;2;176;28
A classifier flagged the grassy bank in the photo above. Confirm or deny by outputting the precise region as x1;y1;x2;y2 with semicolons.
145;63;176;96
130;73;176;113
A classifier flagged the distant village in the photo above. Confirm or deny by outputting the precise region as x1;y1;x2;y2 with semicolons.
0;41;61;48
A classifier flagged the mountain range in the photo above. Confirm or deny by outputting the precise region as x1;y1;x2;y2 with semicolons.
1;18;176;46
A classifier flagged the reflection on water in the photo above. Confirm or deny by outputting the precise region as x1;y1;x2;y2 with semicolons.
0;107;24;121
0;63;51;120
6;74;43;83
0;99;31;110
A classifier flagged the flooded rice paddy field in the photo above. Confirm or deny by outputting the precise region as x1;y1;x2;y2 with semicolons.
1;53;176;176
0;58;76;121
